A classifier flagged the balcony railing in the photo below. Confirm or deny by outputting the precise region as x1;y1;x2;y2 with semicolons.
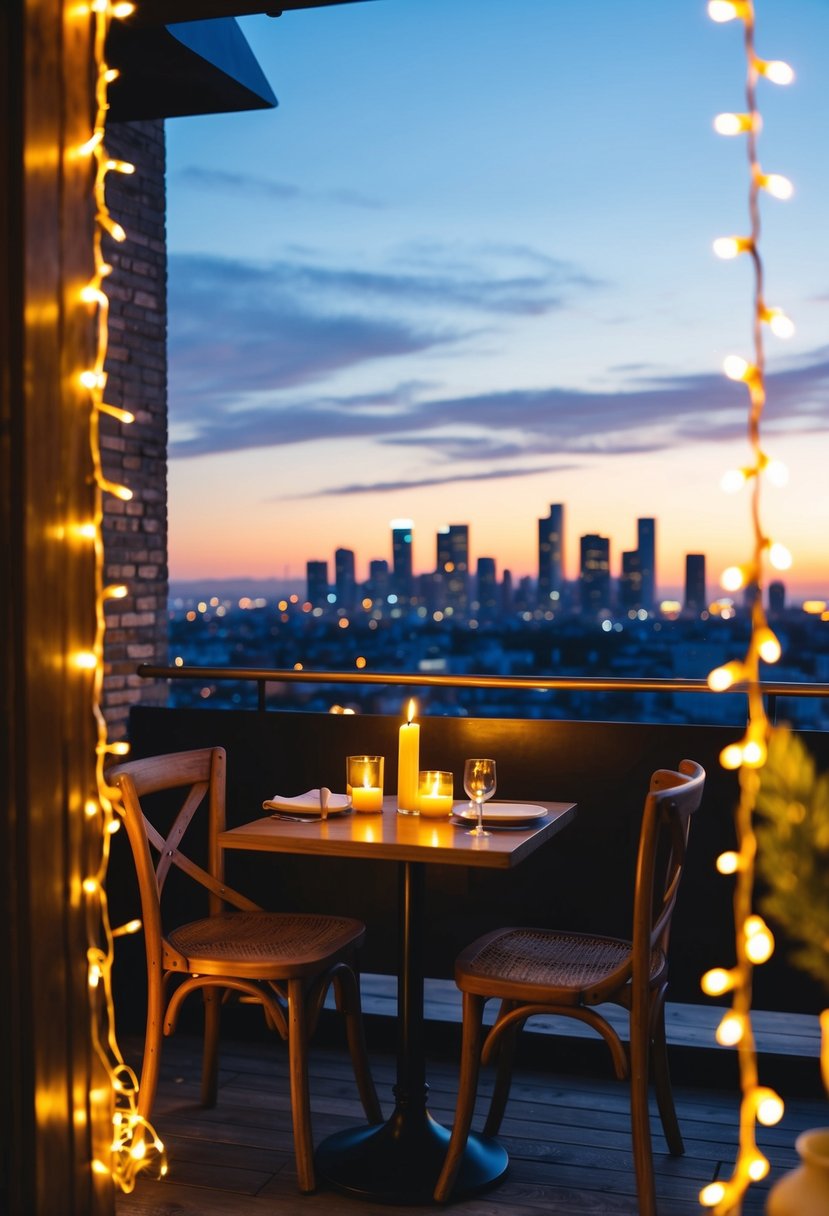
138;663;829;723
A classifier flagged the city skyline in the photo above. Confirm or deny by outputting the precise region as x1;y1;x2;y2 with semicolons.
165;1;829;597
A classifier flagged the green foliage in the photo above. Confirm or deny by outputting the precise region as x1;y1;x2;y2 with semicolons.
755;727;829;994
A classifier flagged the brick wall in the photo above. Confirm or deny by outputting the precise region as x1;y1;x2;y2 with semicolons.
101;119;168;739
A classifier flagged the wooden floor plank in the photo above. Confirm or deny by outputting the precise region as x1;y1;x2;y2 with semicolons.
116;1034;820;1216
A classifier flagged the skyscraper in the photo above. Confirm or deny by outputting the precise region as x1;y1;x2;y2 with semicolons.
684;554;706;615
334;547;356;611
579;534;610;615
390;518;414;605
620;550;643;612
367;558;390;607
437;524;469;617
306;560;329;607
476;556;498;623
637;517;656;612
537;503;565;607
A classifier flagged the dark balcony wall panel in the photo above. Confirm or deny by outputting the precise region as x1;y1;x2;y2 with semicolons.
108;706;827;1034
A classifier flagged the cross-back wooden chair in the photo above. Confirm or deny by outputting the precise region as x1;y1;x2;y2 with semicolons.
109;746;382;1193
434;759;706;1216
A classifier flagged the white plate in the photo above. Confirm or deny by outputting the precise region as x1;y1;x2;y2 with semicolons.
452;802;548;825
262;789;352;815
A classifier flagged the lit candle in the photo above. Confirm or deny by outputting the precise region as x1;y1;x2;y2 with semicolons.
417;770;454;817
397;698;420;813
351;784;384;812
346;755;384;813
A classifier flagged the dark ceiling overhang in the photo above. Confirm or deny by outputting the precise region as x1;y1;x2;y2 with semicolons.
106;17;278;121
129;0;373;28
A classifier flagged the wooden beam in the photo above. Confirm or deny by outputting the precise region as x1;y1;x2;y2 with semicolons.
130;0;374;28
0;1;113;1213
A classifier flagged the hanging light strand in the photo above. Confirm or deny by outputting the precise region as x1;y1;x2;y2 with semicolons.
701;2;793;1211
77;0;166;1191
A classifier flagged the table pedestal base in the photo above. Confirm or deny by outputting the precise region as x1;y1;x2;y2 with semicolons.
315;1106;507;1205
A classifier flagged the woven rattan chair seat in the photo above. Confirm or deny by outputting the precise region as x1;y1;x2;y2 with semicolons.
167;911;365;975
459;927;664;997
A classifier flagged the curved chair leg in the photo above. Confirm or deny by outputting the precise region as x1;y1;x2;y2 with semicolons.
200;986;221;1108
433;992;485;1204
483;1002;519;1137
629;998;657;1216
137;961;165;1122
651;994;683;1155
287;977;316;1194
333;968;382;1125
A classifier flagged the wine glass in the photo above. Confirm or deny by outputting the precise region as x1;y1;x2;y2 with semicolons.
463;758;496;837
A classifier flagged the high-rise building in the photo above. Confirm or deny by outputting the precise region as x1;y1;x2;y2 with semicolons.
637;517;656;612
437;524;469;617
620;550;643;612
476;557;498;623
684;554;706;615
390;518;414;605
768;579;786;617
537;503;565;607
306;559;329;607
367;558;390;607
334;547;356;611
579;534;610;615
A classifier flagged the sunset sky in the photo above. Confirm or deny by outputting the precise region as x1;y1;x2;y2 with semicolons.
165;0;829;598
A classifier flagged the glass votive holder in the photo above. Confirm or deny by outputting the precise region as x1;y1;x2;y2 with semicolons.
417;770;454;818
346;755;384;813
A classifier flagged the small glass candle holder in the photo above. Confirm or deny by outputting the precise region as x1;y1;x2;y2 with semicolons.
417;770;454;817
346;755;384;813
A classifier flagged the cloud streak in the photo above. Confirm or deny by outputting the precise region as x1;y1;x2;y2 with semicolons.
285;464;568;498
176;166;385;210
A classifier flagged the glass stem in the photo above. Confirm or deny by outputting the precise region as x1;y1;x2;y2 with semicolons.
476;797;483;834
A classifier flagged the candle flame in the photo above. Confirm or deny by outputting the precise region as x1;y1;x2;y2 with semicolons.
431;774;440;796
406;698;416;724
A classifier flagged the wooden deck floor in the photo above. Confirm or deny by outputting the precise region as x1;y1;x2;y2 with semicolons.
116;1030;825;1216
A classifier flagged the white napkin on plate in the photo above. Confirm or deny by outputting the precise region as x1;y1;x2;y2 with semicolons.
262;787;351;817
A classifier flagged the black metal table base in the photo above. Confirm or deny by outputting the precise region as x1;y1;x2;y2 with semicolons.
316;860;507;1204
315;1106;507;1204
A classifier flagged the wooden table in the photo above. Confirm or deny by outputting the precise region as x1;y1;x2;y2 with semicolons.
219;796;577;1203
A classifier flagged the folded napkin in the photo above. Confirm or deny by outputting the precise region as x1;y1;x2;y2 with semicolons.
262;788;351;816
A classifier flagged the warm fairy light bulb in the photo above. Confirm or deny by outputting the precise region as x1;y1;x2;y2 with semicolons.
721;566;745;592
748;1154;770;1182
85;799;98;818
758;59;794;85
104;584;128;599
759;172;794;200
742;738;767;768
721;468;748;494
112;918;142;937
73;650;98;670
713;235;752;259
112;0;136;15
80;284;107;306
756;628;781;664
76;522;97;540
755;1088;785;1126
708;661;744;692
769;542;792;570
764;308;795;339
91;1160;110;1177
713;111;755;136
717;850;741;875
720;743;744;770
716;1011;745;1046
702;967;735;996
104;67;120;83
105;158;135;175
700;1181;727;1207
80;369;105;390
723;354;751;381
82;877;100;895
765;459;789;487
100;402;135;424
708;0;748;21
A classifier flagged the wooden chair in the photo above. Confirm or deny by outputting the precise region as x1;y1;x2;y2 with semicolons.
109;746;382;1193
434;759;706;1215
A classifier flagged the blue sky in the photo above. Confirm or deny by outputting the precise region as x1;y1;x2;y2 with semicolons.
164;0;829;597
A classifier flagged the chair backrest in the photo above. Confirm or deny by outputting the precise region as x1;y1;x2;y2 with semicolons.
109;747;258;954
632;759;706;988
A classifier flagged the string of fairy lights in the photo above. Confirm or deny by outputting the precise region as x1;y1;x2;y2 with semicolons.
76;0;166;1191
700;2;794;1211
